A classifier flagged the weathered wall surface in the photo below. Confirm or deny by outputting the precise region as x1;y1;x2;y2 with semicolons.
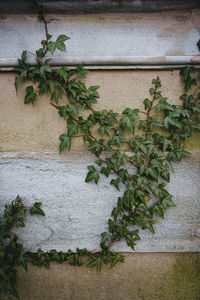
0;71;200;253
0;9;200;68
2;253;200;300
0;7;200;300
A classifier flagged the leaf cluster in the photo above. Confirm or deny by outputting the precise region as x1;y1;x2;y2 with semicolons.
0;197;45;299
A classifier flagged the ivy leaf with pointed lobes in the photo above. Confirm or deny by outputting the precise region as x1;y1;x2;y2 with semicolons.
157;98;174;112
55;66;70;82
67;119;79;137
86;255;103;274
101;167;111;177
96;159;103;166
87;141;103;156
85;166;100;184
152;77;161;88
148;167;158;182
48;35;70;54
113;152;128;168
76;64;89;79
117;168;130;184
151;204;164;218
48;41;57;55
180;94;193;110
123;189;135;210
161;197;176;209
110;178;120;191
48;80;55;94
38;80;49;94
120;108;139;134
51;91;62;104
56;34;70;52
163;116;181;129
143;98;152;110
24;86;37;104
108;218;115;233
59;134;71;153
58;105;69;119
101;232;111;244
180;66;197;92
110;134;126;147
161;169;170;182
16;217;25;228
98;126;112;137
111;207;121;222
142;221;156;233
30;202;45;216
68;105;83;118
110;253;125;268
180;66;195;81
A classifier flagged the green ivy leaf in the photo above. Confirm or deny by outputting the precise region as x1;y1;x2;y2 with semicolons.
111;207;119;222
121;109;139;134
110;178;120;191
48;41;57;55
85;166;100;184
142;221;156;234
67;120;79;137
96;159;103;166
16;218;25;228
110;253;124;268
163;116;181;129
157;99;174;112
148;167;158;182
86;255;103;274
30;202;45;216
143;98;152;110
56;35;70;52
161;197;176;209
59;134;71;152
48;80;55;94
101;167;110;177
24;86;37;104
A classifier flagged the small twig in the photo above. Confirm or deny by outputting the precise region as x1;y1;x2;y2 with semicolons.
50;102;59;109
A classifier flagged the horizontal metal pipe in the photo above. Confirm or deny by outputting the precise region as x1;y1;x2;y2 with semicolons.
0;56;199;71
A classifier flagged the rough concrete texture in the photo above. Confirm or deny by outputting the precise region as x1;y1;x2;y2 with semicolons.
0;9;200;67
0;69;200;253
0;153;200;252
0;71;200;152
2;253;200;300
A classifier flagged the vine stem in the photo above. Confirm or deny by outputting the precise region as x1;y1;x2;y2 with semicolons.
40;14;50;58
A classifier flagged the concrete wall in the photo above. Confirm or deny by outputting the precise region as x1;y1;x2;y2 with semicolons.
1;7;200;300
2;254;200;300
0;70;200;253
1;9;200;69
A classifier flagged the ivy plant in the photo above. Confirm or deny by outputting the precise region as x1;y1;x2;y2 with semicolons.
0;197;45;299
1;4;200;299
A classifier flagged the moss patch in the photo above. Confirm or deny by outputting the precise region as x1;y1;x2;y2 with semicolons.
170;253;200;300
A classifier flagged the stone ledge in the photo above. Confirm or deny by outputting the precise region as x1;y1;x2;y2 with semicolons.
0;1;200;14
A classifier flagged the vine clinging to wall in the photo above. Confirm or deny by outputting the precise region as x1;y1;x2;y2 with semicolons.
1;4;200;299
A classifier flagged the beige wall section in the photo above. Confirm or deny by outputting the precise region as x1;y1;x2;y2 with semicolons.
2;253;200;300
0;70;200;153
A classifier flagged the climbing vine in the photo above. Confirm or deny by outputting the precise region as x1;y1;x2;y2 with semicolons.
1;4;200;299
